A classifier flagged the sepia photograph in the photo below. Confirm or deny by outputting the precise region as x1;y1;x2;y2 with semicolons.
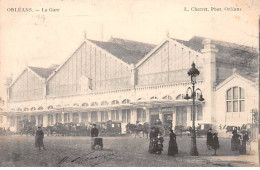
0;0;259;167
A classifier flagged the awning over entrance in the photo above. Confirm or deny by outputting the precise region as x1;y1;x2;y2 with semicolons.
5;100;204;116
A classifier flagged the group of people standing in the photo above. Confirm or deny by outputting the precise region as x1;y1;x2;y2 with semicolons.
206;127;250;156
149;127;178;156
206;128;220;156
231;127;249;154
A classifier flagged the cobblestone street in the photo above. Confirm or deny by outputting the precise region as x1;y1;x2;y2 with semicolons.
0;135;258;167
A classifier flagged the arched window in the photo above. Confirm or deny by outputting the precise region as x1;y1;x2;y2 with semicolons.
31;107;36;111
150;96;158;100
38;106;43;110
101;101;109;106
226;87;245;112
162;95;173;100
176;94;184;100
91;102;98;106
17;108;22;111
48;105;53;110
73;103;79;107
24;108;29;111
122;99;130;104
111;100;119;105
82;103;88;107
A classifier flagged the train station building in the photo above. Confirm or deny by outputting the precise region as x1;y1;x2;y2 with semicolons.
3;36;258;133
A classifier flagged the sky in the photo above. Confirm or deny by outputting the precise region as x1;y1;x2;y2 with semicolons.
0;0;259;100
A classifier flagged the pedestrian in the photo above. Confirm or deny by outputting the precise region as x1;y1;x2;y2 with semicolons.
168;129;178;156
212;133;219;156
231;129;241;151
35;126;46;151
239;131;249;155
149;127;158;153
206;128;213;150
91;124;99;137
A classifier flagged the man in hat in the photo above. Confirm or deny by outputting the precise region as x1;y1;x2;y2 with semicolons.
206;128;213;150
91;124;99;137
35;126;46;151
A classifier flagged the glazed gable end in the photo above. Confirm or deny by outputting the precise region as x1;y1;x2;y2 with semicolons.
8;67;46;102
46;40;133;97
135;38;204;86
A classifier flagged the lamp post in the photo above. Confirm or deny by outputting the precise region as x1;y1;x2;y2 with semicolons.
184;62;204;156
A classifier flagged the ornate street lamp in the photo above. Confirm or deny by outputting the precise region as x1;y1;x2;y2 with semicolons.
184;62;204;156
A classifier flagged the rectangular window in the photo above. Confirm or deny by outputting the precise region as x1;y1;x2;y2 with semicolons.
82;112;88;123
233;87;238;99
137;109;142;122
105;111;108;122
91;112;97;123
127;110;131;123
240;100;245;112
122;110;126;123
197;105;203;120
240;88;245;99
233;100;238;112
64;113;68;123
111;110;116;121
101;111;104;122
56;114;62;123
227;101;232;112
227;89;232;100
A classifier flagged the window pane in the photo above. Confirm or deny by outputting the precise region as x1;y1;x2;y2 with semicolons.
116;111;119;121
197;105;203;120
101;112;104;122
122;110;126;123
233;87;238;99
227;101;232;112
233;101;238;112
227;89;232;100
240;100;245;112
127;110;131;123
240;88;245;99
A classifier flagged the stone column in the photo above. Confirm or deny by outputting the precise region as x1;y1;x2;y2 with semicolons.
131;109;137;124
79;112;83;123
158;107;163;123
108;110;112;121
43;114;48;127
61;112;64;124
88;112;92;123
97;111;101;122
118;109;123;122
146;108;150;124
35;115;39;126
172;107;177;130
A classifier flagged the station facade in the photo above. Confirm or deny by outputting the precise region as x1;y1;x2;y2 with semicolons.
3;36;258;132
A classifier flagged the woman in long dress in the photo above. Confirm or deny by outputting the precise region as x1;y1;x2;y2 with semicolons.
239;132;249;154
212;133;220;156
168;130;178;156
